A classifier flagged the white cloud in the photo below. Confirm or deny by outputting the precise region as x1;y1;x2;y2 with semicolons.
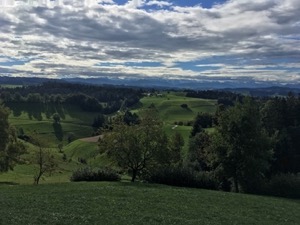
146;0;172;8
125;0;146;8
0;0;299;84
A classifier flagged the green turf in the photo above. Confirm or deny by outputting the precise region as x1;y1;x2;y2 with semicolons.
64;140;116;168
64;140;99;160
7;103;97;147
0;182;299;225
137;92;217;125
134;92;217;153
0;141;81;185
0;138;119;185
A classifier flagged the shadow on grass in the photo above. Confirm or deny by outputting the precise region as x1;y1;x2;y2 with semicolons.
116;180;173;190
0;181;19;186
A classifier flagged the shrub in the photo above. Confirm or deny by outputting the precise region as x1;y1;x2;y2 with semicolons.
260;173;300;199
181;104;188;109
146;167;217;190
70;167;121;182
178;121;184;126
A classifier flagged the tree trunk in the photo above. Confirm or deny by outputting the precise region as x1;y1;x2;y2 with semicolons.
233;176;239;193
131;169;137;182
34;172;42;185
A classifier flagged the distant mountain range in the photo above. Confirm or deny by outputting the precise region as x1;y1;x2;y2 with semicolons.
1;76;300;96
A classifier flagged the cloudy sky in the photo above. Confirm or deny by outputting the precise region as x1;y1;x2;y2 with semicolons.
0;0;299;84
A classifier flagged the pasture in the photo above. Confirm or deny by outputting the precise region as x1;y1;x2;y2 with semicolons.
0;182;299;225
7;103;99;147
134;92;217;151
138;92;217;124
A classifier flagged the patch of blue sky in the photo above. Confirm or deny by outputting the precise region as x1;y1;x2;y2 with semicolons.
125;61;162;67
175;61;222;71
0;57;30;67
112;0;228;9
169;0;228;8
196;56;242;65
96;62;123;67
264;57;300;65
260;67;300;72
174;56;238;71
112;0;128;5
279;35;300;41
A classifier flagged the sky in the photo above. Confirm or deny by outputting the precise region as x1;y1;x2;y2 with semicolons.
0;0;299;85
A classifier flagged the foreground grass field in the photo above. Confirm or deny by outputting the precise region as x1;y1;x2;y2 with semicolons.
0;182;299;225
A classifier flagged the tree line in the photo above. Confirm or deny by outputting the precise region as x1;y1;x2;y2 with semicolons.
0;82;143;114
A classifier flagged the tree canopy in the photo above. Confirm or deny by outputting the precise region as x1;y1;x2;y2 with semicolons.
207;98;273;192
99;109;179;182
0;103;26;172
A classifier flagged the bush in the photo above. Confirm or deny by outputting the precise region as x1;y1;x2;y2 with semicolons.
178;121;184;126
260;173;300;199
146;167;217;190
70;167;121;182
181;104;188;109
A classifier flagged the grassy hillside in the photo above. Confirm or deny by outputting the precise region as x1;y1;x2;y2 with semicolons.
2;91;217;184
134;92;217;152
64;139;114;168
0;140;80;185
0;182;299;225
0;138;117;185
7;103;99;147
137;92;217;124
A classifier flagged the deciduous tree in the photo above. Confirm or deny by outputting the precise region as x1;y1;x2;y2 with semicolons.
208;98;273;193
99;109;170;182
0;104;26;173
31;137;57;185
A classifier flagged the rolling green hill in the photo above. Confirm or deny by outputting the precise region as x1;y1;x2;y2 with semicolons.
0;139;116;185
64;139;114;168
0;140;80;185
133;92;217;152
0;182;299;225
7;103;99;147
1;91;217;184
137;92;217;124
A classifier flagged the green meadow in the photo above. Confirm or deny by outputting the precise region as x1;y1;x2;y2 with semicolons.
137;92;216;124
134;92;217;151
0;182;299;225
7;103;99;147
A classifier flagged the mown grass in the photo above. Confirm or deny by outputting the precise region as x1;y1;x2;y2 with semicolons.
8;103;97;147
64;140;114;168
0;141;80;185
138;92;217;125
0;139;115;185
64;140;99;160
0;182;299;225
134;92;217;152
